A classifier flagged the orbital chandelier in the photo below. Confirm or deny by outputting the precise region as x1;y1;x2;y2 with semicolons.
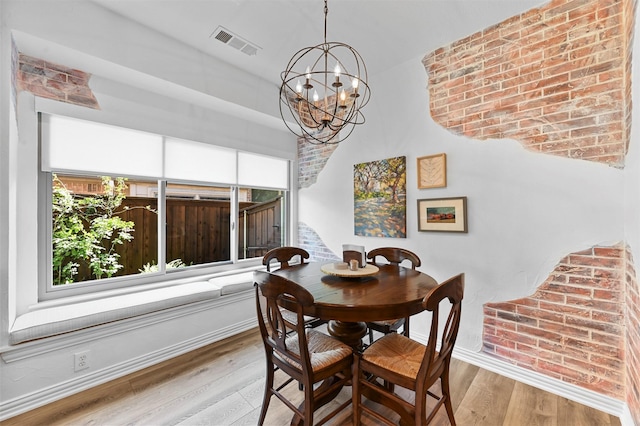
279;0;371;144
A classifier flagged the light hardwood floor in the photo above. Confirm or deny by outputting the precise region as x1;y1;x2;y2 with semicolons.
1;328;621;426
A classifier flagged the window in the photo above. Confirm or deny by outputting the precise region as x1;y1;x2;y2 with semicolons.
41;114;290;297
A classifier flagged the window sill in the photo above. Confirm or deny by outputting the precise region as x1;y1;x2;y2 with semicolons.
8;269;260;346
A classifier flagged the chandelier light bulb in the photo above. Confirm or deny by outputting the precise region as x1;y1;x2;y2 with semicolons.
313;90;319;102
295;80;303;94
332;63;342;88
305;66;312;80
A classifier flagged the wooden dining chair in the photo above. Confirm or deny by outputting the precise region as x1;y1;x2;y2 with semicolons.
262;246;326;329
254;270;353;426
262;246;310;272
352;273;464;426
365;247;422;344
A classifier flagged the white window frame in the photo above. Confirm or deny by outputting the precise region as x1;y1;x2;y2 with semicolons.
36;112;292;301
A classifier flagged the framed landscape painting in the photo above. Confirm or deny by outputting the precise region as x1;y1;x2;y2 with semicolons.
354;156;406;238
417;196;467;233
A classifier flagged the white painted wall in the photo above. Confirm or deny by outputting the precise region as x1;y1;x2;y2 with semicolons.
299;56;628;351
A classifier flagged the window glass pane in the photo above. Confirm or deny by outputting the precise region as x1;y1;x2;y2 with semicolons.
238;188;284;260
165;183;232;266
52;174;158;285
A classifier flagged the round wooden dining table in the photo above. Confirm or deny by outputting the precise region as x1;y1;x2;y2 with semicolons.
271;261;439;348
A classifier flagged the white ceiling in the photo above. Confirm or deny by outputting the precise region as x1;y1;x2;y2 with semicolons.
91;0;545;86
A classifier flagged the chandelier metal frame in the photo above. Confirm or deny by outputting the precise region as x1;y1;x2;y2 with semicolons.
279;0;370;144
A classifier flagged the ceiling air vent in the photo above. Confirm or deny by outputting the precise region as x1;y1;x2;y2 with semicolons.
214;29;233;44
210;26;261;56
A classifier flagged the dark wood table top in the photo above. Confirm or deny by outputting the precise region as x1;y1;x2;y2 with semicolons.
271;262;439;323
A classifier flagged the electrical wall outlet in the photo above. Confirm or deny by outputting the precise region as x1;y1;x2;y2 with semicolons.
74;350;90;372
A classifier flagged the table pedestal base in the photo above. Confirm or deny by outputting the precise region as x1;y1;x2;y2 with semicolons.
327;320;368;350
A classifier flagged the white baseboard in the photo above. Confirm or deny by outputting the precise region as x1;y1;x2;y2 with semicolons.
0;318;256;421
411;331;632;425
453;346;625;416
418;333;636;425
619;404;635;426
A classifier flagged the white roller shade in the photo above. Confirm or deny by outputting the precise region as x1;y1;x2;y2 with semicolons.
41;114;163;177
41;114;290;189
238;152;289;189
165;138;236;184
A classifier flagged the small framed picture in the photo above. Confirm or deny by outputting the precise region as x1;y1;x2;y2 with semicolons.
417;153;446;189
418;197;467;233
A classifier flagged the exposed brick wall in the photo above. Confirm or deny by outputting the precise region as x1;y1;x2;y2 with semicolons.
483;244;625;398
297;221;340;262
296;130;342;258
16;54;99;109
627;247;640;421
298;136;339;188
623;0;636;154
423;0;636;168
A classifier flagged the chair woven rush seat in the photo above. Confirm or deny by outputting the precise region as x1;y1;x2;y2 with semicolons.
282;328;352;371
361;333;426;379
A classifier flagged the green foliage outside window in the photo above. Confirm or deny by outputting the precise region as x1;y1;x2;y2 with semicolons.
52;175;138;285
139;258;187;273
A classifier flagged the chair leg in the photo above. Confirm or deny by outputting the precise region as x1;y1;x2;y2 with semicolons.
258;358;275;425
444;396;456;426
441;370;456;426
303;378;314;426
352;354;361;426
368;327;374;345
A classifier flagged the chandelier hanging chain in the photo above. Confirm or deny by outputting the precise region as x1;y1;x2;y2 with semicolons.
279;0;370;144
323;0;328;44
322;0;328;117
